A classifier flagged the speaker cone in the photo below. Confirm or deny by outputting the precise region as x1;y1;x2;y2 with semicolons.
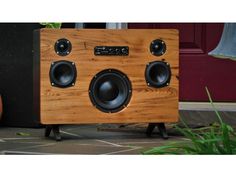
54;38;72;56
49;60;77;88
150;39;166;56
145;61;171;88
89;69;132;113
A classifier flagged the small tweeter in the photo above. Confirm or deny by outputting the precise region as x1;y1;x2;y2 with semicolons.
150;39;166;56
49;60;77;88
145;61;171;88
54;38;72;56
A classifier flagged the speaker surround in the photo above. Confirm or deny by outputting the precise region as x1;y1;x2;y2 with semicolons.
89;69;132;113
150;39;166;56
145;61;171;88
49;60;77;88
54;38;72;56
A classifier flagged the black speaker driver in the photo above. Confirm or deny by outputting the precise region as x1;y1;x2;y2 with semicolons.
89;69;132;113
54;38;72;56
150;39;166;56
145;61;171;88
49;60;77;88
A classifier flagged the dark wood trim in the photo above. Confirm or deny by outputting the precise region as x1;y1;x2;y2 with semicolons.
180;24;206;54
0;95;2;121
33;30;41;125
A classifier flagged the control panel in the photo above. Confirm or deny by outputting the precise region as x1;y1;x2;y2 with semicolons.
94;46;129;56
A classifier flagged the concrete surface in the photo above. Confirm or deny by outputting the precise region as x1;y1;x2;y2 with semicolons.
0;124;184;155
1;110;235;154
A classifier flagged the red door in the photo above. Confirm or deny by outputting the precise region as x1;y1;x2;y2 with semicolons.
129;23;236;102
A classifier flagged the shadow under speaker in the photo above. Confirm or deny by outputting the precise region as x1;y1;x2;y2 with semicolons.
33;29;179;125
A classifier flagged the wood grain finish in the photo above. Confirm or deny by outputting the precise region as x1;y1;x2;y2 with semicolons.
37;29;179;124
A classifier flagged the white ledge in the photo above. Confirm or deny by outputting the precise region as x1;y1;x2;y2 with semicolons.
179;102;236;112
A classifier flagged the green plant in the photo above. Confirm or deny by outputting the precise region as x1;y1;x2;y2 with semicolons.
143;87;236;155
40;23;62;29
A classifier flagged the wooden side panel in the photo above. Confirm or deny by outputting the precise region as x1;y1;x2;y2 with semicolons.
39;29;179;124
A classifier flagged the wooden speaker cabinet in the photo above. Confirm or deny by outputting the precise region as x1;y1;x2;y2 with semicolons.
33;29;179;140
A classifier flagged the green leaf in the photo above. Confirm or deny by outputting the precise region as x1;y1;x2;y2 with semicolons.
221;123;232;154
205;87;223;124
16;132;31;136
40;22;62;29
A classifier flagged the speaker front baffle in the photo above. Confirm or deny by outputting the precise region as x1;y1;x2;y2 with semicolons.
33;29;179;140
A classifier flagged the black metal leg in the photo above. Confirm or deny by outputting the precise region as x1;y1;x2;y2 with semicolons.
146;123;157;137
45;125;61;141
146;123;168;139
52;125;61;141
45;125;52;137
157;123;168;139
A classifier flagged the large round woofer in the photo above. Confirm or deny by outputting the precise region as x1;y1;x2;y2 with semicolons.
150;39;166;56
54;38;72;56
89;69;132;113
49;60;77;88
145;61;171;88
